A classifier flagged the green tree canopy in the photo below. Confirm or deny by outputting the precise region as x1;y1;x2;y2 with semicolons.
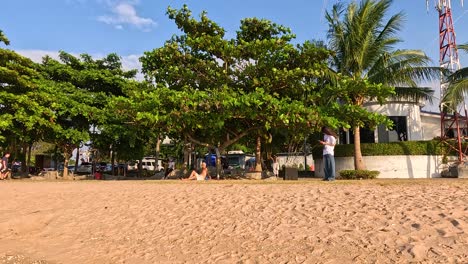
138;6;337;172
37;52;138;175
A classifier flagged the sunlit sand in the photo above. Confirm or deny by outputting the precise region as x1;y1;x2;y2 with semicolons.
0;179;467;263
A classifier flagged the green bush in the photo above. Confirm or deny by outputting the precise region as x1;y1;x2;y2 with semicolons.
312;140;449;158
339;170;379;180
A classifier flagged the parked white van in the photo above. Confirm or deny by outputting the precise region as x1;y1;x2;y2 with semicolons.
141;157;164;172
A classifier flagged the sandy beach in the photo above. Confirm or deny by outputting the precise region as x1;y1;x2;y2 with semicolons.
0;179;467;264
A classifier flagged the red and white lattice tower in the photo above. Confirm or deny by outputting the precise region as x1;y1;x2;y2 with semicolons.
429;0;466;162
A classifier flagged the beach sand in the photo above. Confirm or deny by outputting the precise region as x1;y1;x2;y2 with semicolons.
0;179;467;263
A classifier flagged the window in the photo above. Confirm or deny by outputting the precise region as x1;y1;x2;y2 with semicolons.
378;116;408;143
339;127;375;144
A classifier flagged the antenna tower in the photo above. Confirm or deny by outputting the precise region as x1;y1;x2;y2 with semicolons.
430;0;467;162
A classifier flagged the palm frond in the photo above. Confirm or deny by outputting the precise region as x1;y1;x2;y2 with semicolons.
326;0;438;94
368;49;440;86
443;67;468;109
458;43;468;53
393;87;434;104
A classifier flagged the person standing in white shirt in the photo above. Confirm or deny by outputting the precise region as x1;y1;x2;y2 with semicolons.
271;155;279;179
319;127;337;181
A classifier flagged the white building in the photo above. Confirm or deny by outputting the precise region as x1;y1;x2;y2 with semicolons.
314;100;468;178
338;100;466;144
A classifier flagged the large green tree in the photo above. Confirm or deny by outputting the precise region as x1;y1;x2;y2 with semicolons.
0;31;60;170
139;6;336;174
325;0;439;170
39;52;137;176
1;29;142;176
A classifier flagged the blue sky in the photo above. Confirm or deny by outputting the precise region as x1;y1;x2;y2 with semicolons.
1;0;468;109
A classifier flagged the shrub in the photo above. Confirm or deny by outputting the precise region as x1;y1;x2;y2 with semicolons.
339;170;380;180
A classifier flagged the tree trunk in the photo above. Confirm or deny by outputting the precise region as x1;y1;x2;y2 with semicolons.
215;147;223;179
111;144;116;176
26;144;32;173
62;145;76;178
155;135;161;170
183;139;190;170
353;126;366;170
137;159;142;178
255;136;262;172
21;143;28;172
75;144;80;170
54;145;59;170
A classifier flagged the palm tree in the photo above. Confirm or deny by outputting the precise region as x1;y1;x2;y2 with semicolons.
441;44;468;108
325;0;440;170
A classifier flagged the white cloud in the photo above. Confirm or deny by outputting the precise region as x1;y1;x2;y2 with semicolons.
16;49;144;80
97;2;156;31
16;49;63;63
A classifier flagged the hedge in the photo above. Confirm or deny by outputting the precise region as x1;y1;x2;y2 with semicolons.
339;170;379;180
312;140;454;158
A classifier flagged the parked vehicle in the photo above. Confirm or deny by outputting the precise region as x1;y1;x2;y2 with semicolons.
127;160;139;171
226;151;254;170
105;164;113;172
96;162;107;171
59;164;75;173
141;157;164;171
204;154;228;169
76;162;92;174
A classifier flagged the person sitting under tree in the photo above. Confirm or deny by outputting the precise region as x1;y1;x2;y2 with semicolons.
163;158;175;180
0;152;11;180
183;161;210;181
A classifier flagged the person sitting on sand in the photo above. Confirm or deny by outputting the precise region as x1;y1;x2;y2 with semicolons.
0;152;11;180
183;161;210;181
163;158;175;180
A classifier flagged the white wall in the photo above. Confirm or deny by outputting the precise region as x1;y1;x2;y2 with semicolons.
421;114;440;140
314;155;445;178
277;154;314;171
364;102;423;141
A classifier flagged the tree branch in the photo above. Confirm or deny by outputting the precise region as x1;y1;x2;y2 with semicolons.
220;126;262;149
184;133;213;148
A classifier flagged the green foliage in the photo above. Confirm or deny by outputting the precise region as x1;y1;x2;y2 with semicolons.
228;143;254;154
0;42;138;176
320;77;395;130
0;30;9;45
39;52;138;161
339;170;379;180
457;43;468;54
139;6;337;155
326;0;438;89
443;67;468;110
0;48;56;144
